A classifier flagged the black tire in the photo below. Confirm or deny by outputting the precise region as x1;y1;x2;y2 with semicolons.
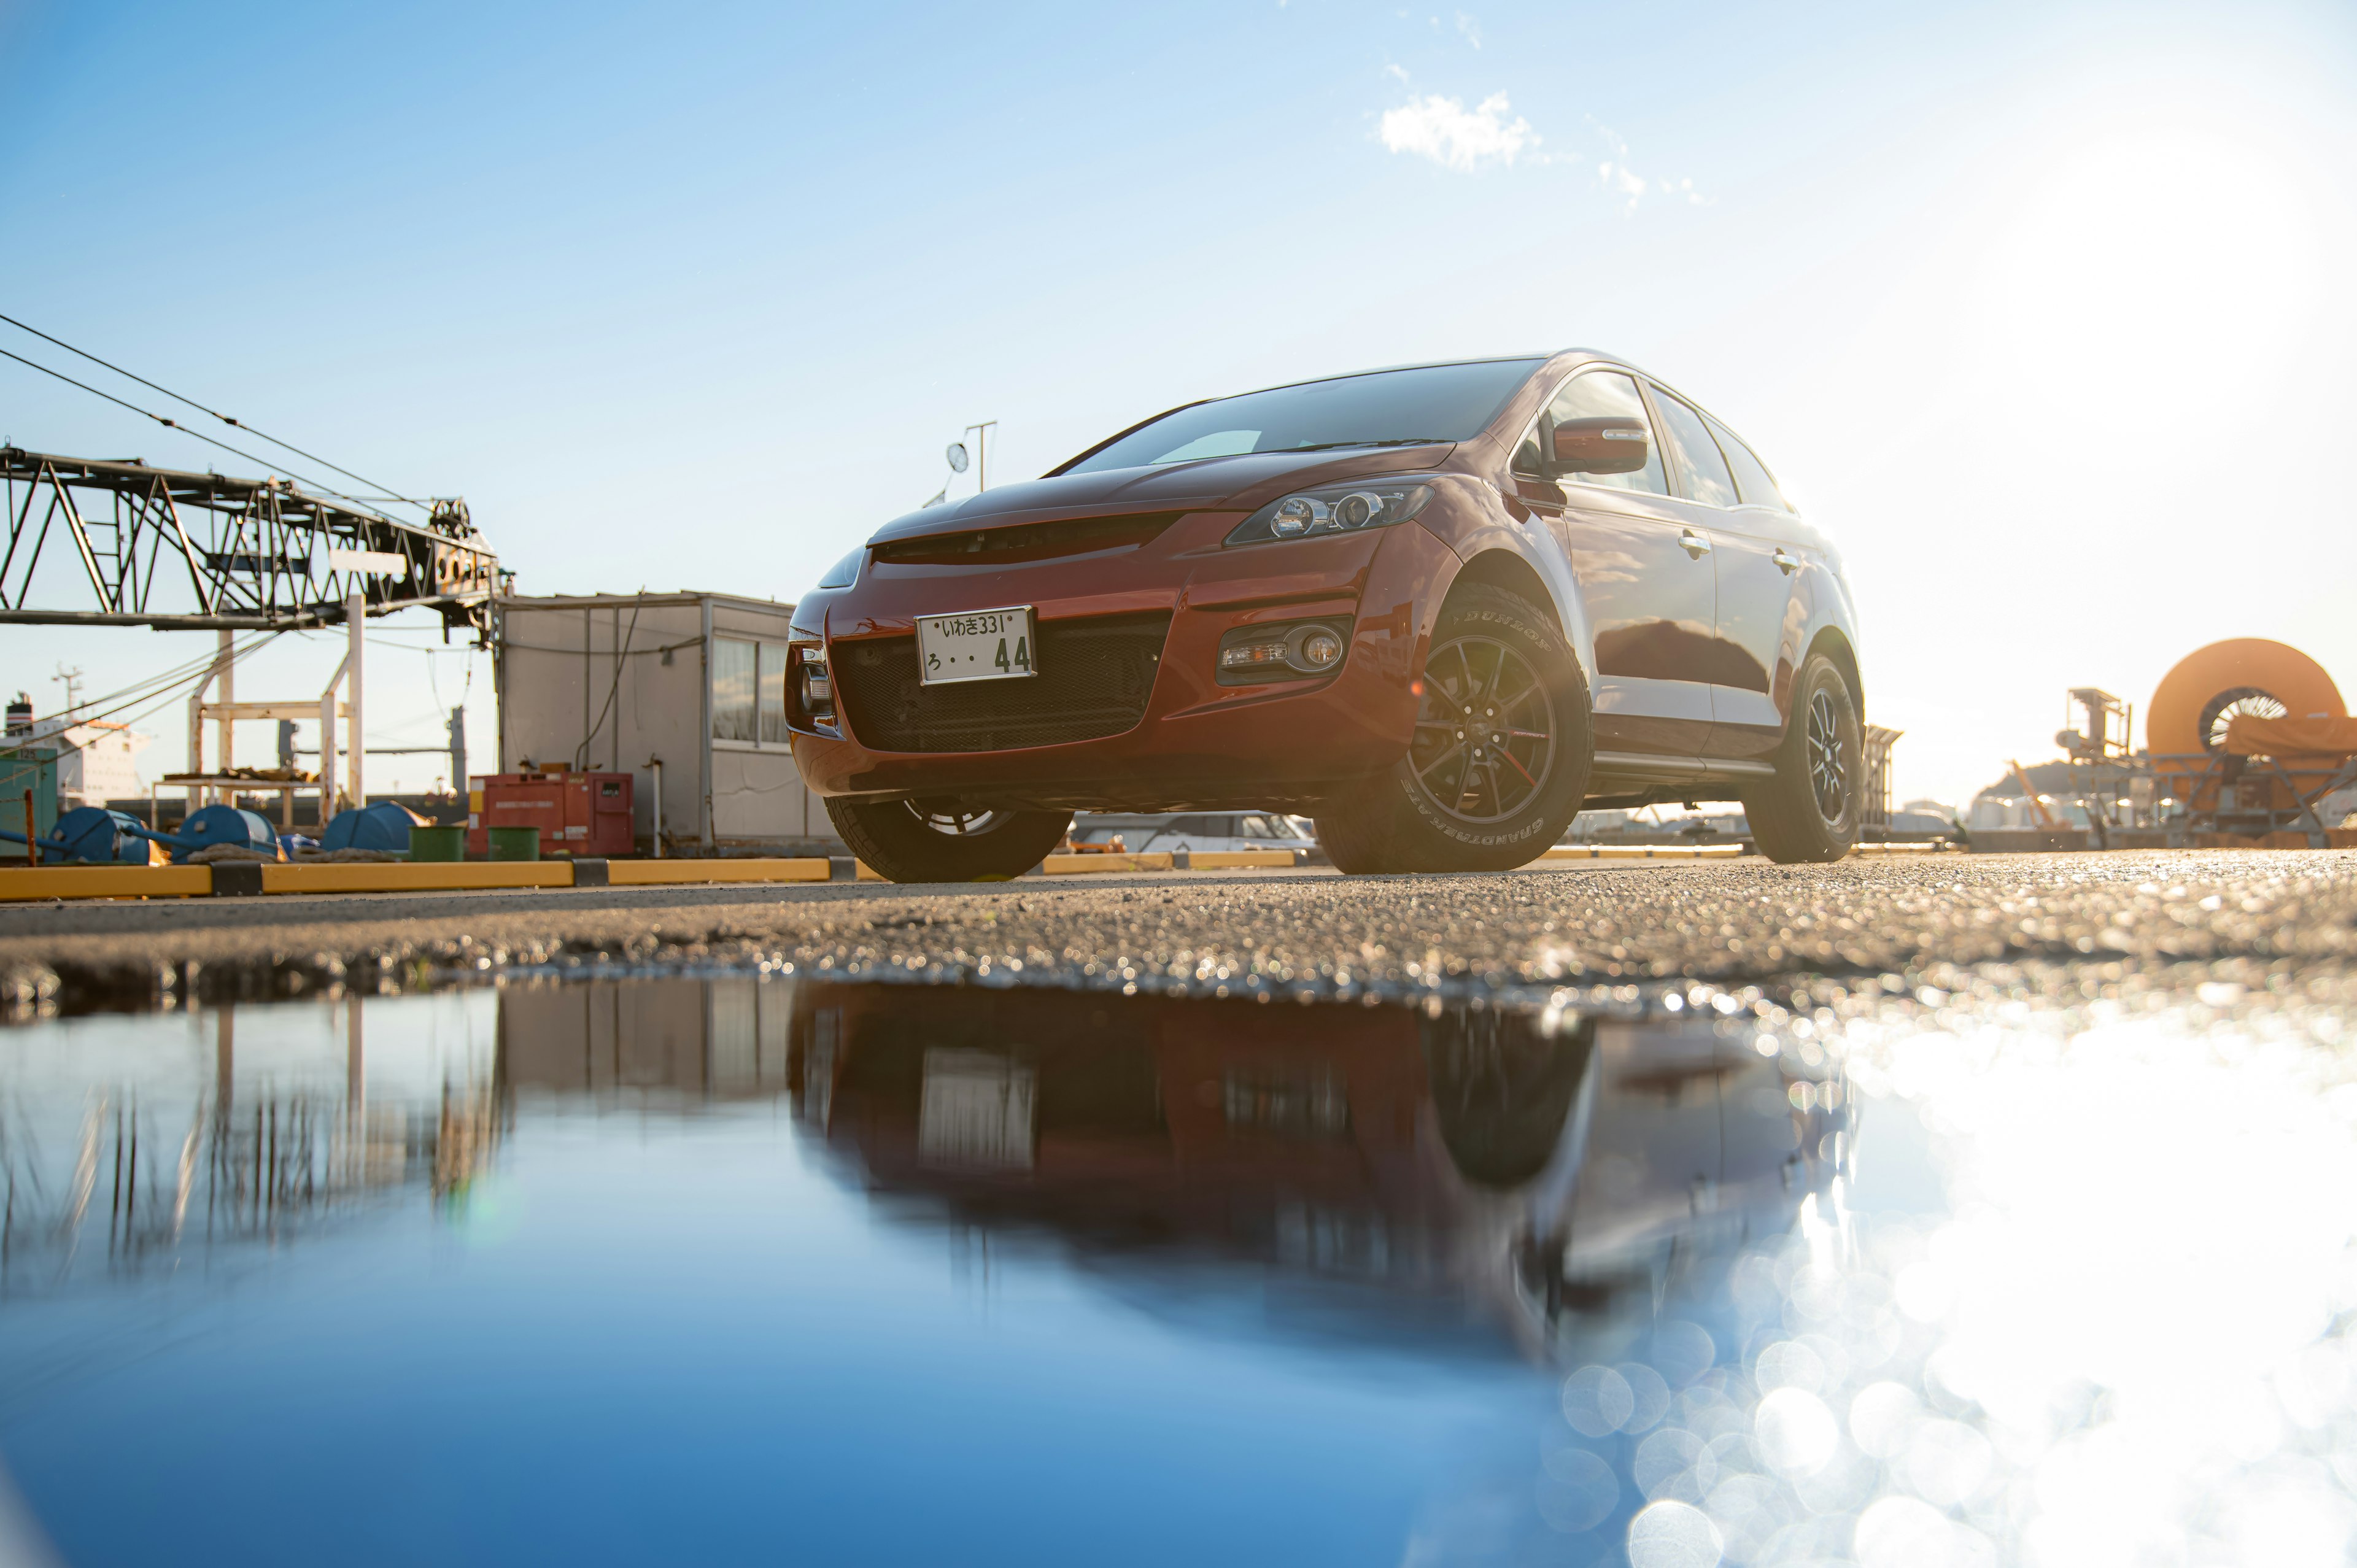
1425;1008;1596;1188
1741;651;1862;863
1315;585;1592;874
825;798;1072;883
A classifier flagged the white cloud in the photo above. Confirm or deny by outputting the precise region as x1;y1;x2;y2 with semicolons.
1455;10;1482;48
1380;91;1536;172
1590;122;1703;212
1383;62;1411;83
1598;160;1647;209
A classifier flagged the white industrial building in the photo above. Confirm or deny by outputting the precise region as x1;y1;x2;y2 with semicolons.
4;700;154;808
494;592;840;855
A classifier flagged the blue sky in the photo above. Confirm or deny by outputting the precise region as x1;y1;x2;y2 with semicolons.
3;0;2354;803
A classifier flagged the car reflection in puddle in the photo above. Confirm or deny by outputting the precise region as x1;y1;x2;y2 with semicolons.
757;983;1846;1374
0;979;1847;1568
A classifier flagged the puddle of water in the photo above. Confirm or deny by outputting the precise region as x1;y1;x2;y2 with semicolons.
0;975;2352;1566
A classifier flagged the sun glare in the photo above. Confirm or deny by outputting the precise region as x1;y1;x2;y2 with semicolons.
1978;101;2329;424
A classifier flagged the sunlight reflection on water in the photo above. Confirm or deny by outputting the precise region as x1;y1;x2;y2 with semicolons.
1;974;2353;1566
1408;989;2357;1568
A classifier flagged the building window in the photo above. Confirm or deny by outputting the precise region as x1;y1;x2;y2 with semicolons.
759;641;790;743
716;638;797;744
713;638;757;741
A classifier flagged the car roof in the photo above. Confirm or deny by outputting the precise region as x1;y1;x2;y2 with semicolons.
1220;350;1614;403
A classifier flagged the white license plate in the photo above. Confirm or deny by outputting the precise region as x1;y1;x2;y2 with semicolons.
916;604;1037;685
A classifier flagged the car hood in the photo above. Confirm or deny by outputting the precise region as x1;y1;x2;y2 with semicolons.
866;443;1456;545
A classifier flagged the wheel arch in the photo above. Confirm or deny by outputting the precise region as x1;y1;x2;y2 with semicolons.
1806;626;1865;726
1443;547;1562;632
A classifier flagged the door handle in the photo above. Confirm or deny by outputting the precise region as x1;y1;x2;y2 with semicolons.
1772;548;1800;575
1679;528;1711;560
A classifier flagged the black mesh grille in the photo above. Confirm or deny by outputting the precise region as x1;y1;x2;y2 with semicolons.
870;513;1180;566
835;611;1171;752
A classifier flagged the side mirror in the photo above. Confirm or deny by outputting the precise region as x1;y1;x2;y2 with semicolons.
1551;417;1650;476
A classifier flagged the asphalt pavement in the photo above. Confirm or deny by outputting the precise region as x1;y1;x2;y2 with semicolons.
0;848;2348;1017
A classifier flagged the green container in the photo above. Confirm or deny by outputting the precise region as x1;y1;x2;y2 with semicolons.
486;825;541;862
408;825;466;862
0;745;58;859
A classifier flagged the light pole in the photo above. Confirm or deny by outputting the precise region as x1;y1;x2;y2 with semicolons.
962;421;998;491
937;421;1000;508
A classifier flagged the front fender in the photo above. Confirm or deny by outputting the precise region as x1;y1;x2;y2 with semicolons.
1412;476;1598;692
1786;559;1865;725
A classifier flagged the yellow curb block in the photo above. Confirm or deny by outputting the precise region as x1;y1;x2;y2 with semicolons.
263;862;575;894
1042;852;1176;875
1537;844;1747;861
855;860;886;881
606;859;830;885
1851;841;1957;854
1183;849;1299;870
0;865;214;900
0;857;844;901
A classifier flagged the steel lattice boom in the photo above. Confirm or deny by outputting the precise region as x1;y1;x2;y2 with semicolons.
0;447;501;638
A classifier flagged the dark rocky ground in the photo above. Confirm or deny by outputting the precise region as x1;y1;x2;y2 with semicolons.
0;849;2348;1022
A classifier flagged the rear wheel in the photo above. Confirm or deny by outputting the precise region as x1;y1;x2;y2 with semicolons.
1316;585;1592;874
825;797;1072;882
1741;651;1861;863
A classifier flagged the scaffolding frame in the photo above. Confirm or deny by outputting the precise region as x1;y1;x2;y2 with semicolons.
0;447;499;638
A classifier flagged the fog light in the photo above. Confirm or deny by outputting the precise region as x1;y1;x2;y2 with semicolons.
1221;640;1293;671
1296;629;1344;669
796;651;834;725
1217;621;1350;682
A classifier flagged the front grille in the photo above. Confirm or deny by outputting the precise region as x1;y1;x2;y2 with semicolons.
835;611;1172;752
870;512;1180;566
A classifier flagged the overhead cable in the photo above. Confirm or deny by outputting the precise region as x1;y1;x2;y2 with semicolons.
4;630;281;754
0;346;397;522
40;635;260;728
576;590;646;770
0;312;428;512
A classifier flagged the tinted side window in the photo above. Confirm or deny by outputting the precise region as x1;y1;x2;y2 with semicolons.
1511;371;1668;496
1706;414;1789;511
1652;392;1738;507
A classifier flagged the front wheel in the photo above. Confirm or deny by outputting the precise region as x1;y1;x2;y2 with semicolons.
1741;652;1862;863
824;798;1072;882
1315;585;1592;874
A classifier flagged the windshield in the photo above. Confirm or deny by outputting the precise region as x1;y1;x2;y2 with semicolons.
1061;358;1544;474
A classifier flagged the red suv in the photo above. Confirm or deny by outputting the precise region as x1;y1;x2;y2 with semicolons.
788;352;1865;881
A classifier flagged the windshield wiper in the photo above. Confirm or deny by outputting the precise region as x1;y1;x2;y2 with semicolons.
1278;437;1456;453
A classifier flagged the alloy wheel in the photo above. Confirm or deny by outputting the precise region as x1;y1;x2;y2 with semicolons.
909;800;1005;836
1407;636;1556;825
1806;688;1847;821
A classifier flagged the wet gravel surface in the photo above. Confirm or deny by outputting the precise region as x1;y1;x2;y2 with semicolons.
0;850;2350;1021
9;851;2357;1566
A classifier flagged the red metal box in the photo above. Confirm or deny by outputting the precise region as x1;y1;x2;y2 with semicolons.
467;768;635;858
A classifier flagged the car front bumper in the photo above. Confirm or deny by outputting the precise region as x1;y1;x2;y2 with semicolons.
789;511;1461;810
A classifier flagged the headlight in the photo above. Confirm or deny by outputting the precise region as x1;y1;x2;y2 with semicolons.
815;548;862;589
1224;480;1436;547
